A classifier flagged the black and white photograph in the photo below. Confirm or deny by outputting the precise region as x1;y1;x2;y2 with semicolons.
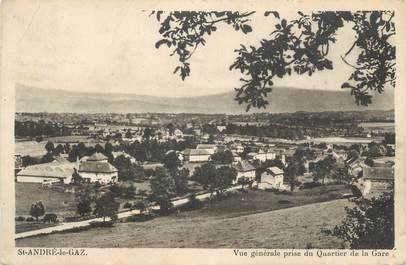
0;1;404;263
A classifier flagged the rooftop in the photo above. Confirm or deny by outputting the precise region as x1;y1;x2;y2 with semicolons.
17;161;76;179
79;161;117;173
267;166;284;176
234;160;256;172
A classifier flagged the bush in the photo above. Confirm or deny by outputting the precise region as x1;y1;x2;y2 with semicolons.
89;220;114;228
180;193;203;211
351;185;363;198
26;217;34;222
303;182;322;189
123;202;133;209
15;216;25;221
125;213;157;222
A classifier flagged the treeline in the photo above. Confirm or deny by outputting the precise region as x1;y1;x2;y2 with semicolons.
224;124;305;140
15;120;72;138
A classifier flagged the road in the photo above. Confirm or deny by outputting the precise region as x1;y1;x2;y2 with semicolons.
15;185;242;239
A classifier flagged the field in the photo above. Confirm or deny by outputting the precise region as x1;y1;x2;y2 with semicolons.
16;184;352;248
16;183;77;219
15;136;100;157
299;136;383;145
358;122;395;133
15;222;58;234
15;141;47;157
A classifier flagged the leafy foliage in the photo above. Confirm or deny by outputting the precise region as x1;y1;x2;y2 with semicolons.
149;167;176;214
153;11;395;111
210;149;233;164
326;191;394;249
152;11;255;80
30;201;45;221
93;193;120;222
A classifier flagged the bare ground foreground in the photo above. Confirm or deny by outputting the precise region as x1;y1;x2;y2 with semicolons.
16;199;352;248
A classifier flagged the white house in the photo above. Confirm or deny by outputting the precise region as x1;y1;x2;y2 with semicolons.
196;144;217;155
79;153;118;184
255;149;267;162
16;158;76;184
182;149;211;162
174;128;184;138
259;167;284;190
233;160;256;184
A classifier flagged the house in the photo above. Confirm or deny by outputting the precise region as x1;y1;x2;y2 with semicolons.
233;144;245;154
182;149;211;162
112;151;137;163
231;151;242;163
16;158;76;184
361;166;394;198
174;128;184;138
264;149;277;160
255;149;267;162
233;160;256;184
346;157;365;177
216;125;227;132
196;144;217;155
258;167;284;190
79;152;118;184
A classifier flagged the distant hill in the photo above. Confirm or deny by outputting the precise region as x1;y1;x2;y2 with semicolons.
15;83;394;114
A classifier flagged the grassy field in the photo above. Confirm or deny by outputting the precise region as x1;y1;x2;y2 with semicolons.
16;183;77;219
16;184;352;248
15;222;59;234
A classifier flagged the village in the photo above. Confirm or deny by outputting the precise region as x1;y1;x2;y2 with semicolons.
14;111;395;247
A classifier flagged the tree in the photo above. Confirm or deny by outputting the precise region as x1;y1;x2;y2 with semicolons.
45;141;55;153
192;163;217;190
326;190;394;249
312;155;336;184
284;160;305;191
95;144;104;154
366;142;385;158
143;127;154;141
76;196;92;216
213;166;237;195
71;168;83;185
30;201;45;221
104;142;114;159
237;176;250;190
112;155;136;181
93;193;120;222
173;168;189;195
365;157;375;167
210;150;233;164
134;200;148;215
153;11;395;111
149;167;176;214
332;166;352;184
125;130;133;139
163;150;181;175
53;144;64;156
166;123;175;136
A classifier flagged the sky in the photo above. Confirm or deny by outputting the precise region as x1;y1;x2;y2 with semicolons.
6;1;361;97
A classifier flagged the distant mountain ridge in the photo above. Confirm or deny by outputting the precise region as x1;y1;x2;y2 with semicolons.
15;83;394;114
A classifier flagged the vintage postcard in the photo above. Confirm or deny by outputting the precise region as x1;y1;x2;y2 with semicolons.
1;0;406;264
